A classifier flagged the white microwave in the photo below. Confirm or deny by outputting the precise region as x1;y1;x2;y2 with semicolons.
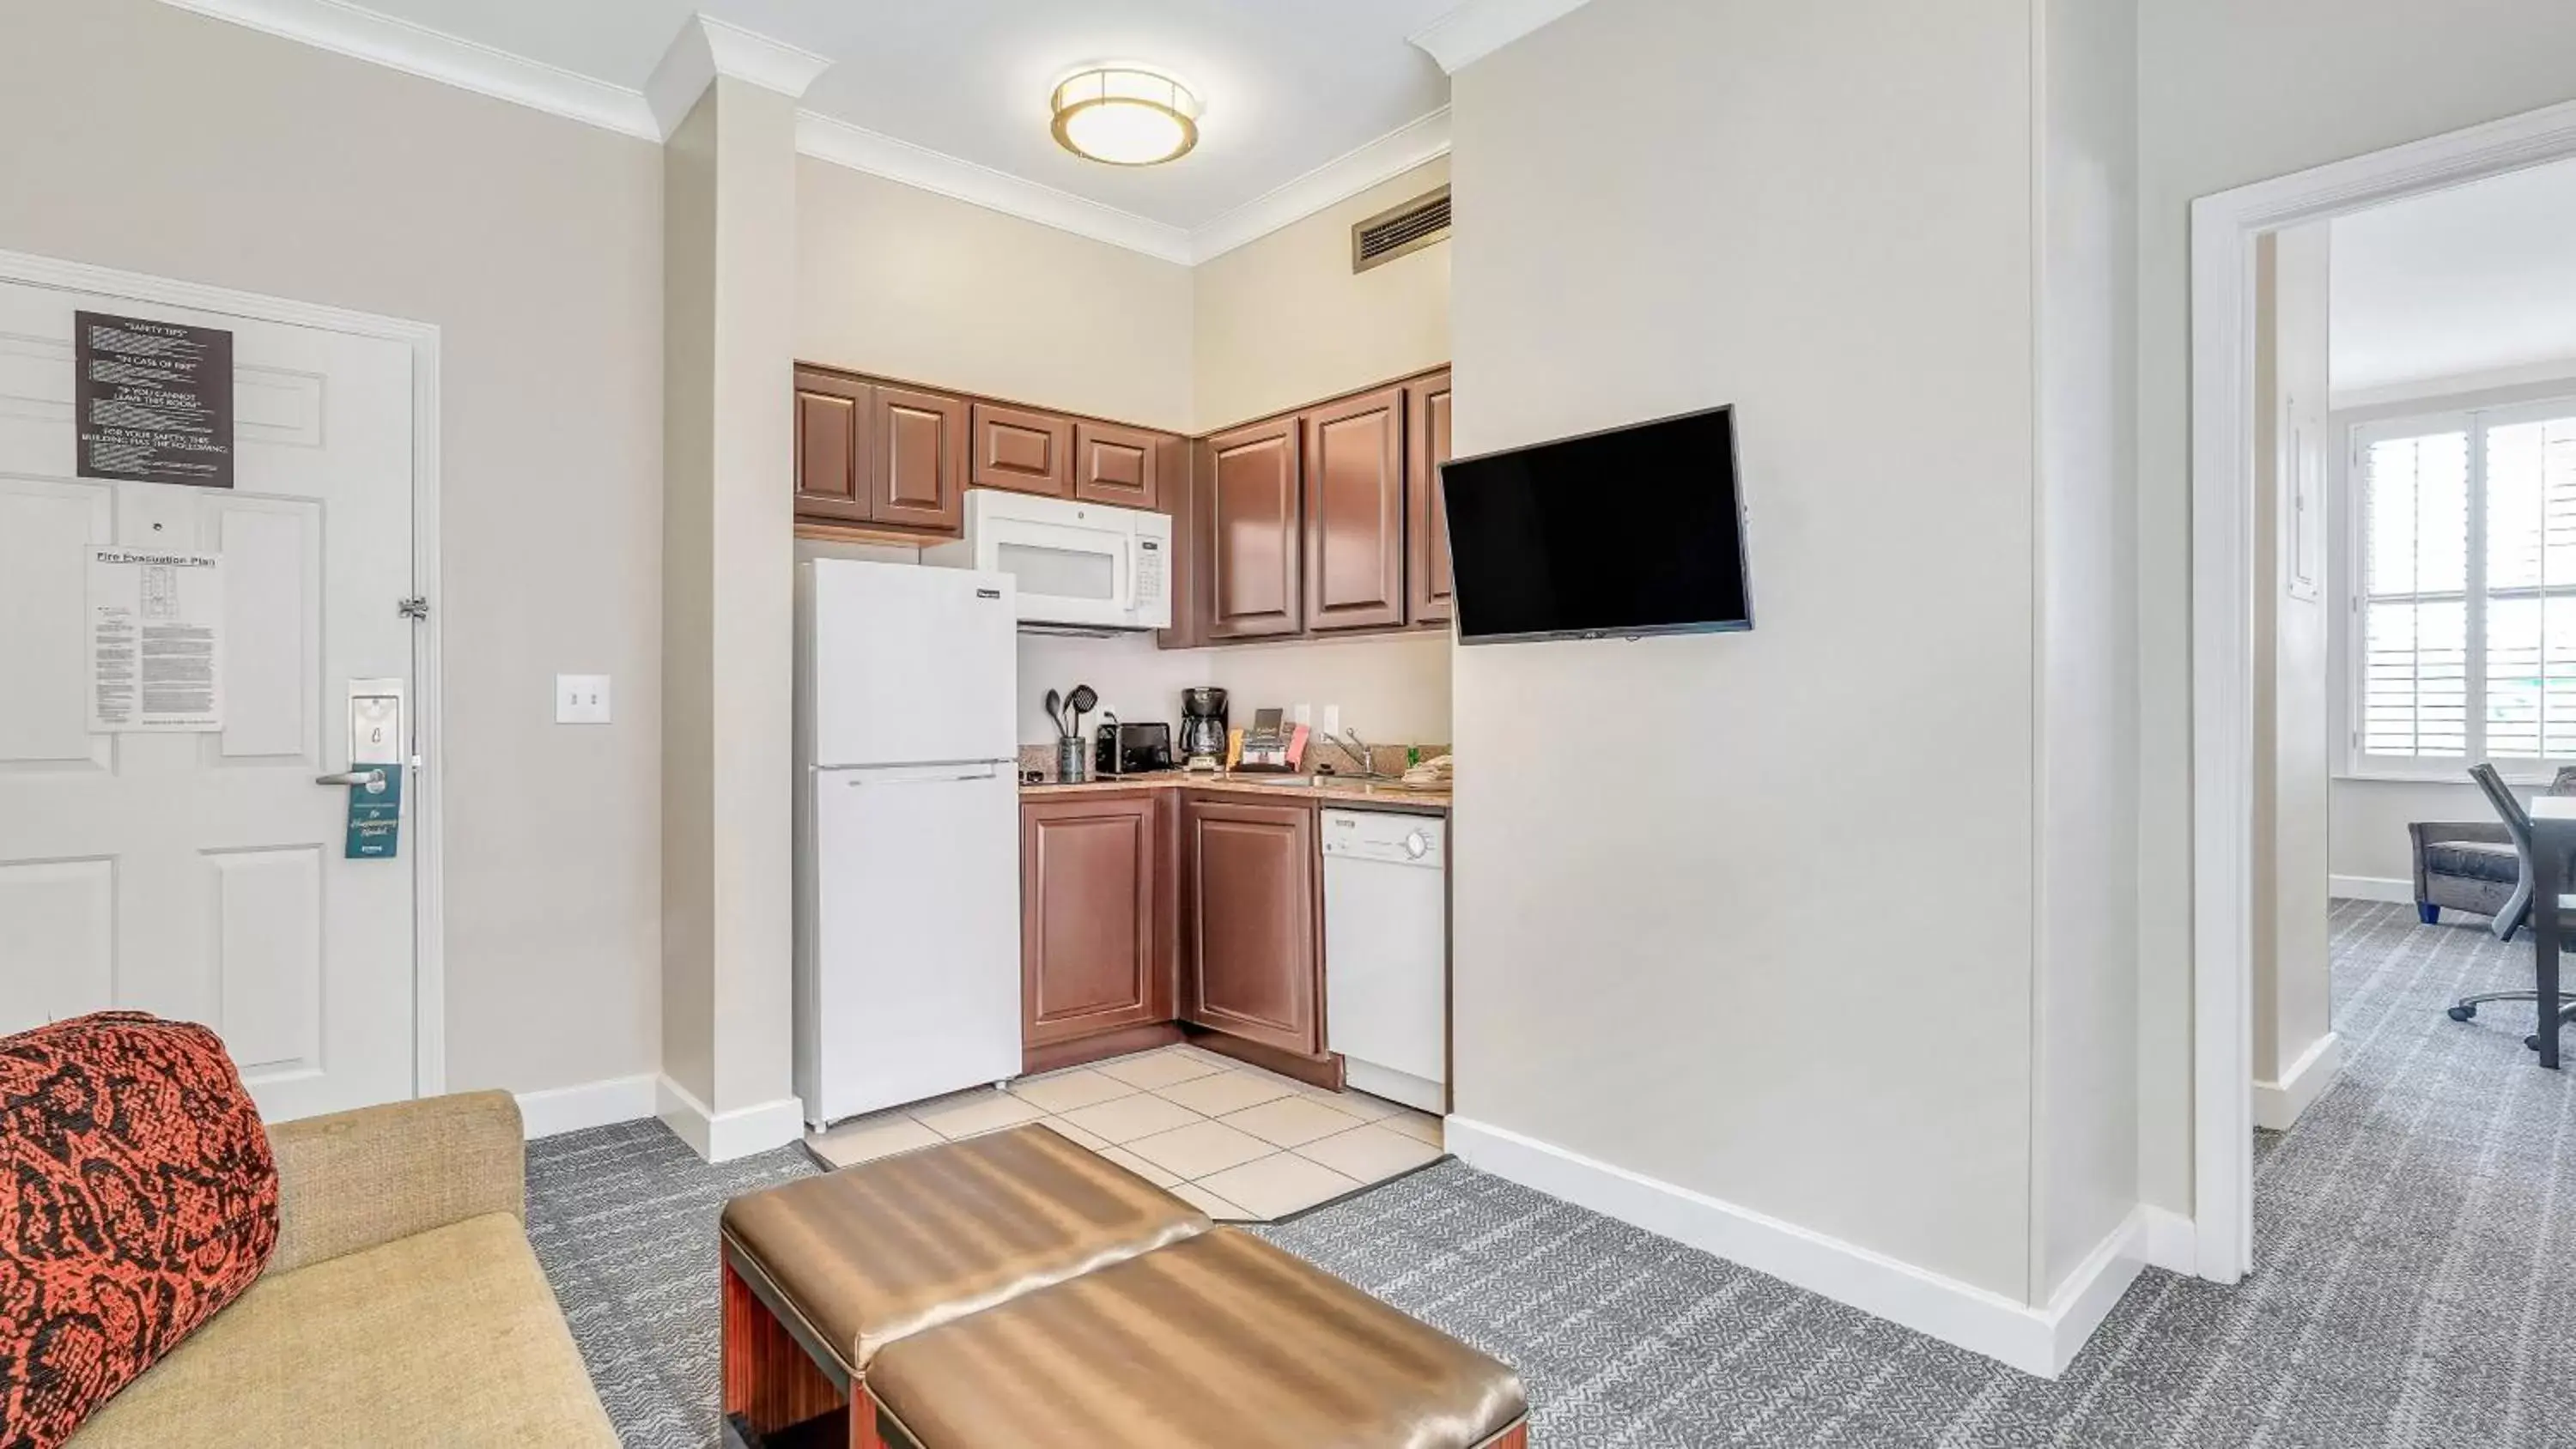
923;490;1172;631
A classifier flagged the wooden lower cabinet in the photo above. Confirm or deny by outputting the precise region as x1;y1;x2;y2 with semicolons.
1020;794;1170;1049
1181;798;1322;1055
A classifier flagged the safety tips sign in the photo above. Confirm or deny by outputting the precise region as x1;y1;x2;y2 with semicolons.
88;547;225;732
75;311;235;489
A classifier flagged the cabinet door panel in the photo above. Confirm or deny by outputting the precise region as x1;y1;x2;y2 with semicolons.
972;403;1072;498
1304;385;1406;632
1072;421;1163;511
871;385;967;533
1204;418;1303;640
1183;798;1319;1054
1157;437;1204;650
1022;797;1159;1047
793;369;871;524
1406;371;1455;626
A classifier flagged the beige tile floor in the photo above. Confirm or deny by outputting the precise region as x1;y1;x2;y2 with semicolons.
805;1044;1445;1221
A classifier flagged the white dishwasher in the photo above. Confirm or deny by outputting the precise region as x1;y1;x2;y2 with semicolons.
1321;809;1447;1114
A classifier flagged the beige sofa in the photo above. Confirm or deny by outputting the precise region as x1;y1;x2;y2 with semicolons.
69;1092;618;1448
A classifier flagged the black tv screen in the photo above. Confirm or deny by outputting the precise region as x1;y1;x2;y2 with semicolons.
1442;405;1752;644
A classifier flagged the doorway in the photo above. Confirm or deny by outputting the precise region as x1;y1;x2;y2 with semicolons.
0;250;443;1120
2190;99;2576;1282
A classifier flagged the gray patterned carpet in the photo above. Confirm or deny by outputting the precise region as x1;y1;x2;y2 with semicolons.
528;900;2576;1446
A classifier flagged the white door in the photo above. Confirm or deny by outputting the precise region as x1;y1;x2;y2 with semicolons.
811;764;1020;1122
0;275;419;1121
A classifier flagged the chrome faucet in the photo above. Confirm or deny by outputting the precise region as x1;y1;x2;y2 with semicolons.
1320;727;1386;779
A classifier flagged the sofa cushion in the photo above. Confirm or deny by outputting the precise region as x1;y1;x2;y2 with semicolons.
64;1212;616;1448
2;1014;277;1449
2427;839;2520;886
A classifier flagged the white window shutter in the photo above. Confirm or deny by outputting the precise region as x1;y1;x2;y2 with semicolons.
2360;432;2469;759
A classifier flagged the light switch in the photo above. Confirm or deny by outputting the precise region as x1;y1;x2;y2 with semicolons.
1292;702;1312;727
556;674;611;724
1322;704;1342;738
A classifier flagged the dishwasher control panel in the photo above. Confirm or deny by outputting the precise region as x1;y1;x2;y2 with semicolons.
1320;809;1445;869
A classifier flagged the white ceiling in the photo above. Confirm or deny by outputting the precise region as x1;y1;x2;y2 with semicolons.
307;0;1459;232
2331;155;2576;400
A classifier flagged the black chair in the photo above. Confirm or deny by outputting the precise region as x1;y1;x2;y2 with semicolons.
2449;763;2576;1047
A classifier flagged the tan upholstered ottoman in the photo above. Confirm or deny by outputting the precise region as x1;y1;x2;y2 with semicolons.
720;1124;1209;1448
866;1228;1530;1449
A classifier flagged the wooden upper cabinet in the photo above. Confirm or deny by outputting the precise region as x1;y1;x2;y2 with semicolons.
1021;795;1165;1048
1182;797;1321;1056
793;369;872;524
1158;438;1206;651
1204;417;1304;640
870;385;967;533
1072;421;1163;511
971;403;1072;498
1406;370;1455;626
1304;385;1407;632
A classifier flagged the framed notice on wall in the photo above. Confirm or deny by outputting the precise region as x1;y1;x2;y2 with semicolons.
75;311;235;488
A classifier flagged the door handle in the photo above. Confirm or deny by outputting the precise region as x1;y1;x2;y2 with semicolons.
316;768;387;788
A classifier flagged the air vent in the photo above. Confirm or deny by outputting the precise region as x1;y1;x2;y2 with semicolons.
1352;185;1451;273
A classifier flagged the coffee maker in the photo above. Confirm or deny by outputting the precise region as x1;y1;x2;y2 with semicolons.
1180;687;1229;771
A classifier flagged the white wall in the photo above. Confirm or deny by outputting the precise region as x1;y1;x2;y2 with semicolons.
2250;225;2334;1101
1194;157;1452;431
795;160;1194;433
1017;632;1453;756
0;0;665;1099
1449;0;2044;1300
2032;0;2142;1304
2136;0;2576;1215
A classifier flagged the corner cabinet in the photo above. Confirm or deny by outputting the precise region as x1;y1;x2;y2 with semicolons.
1182;797;1322;1056
1203;417;1305;640
1021;794;1170;1050
1304;385;1407;632
1406;370;1455;625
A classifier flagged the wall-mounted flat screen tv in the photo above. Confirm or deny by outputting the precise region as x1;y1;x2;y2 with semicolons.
1442;404;1752;644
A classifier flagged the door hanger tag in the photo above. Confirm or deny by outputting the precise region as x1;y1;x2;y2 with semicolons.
345;679;404;858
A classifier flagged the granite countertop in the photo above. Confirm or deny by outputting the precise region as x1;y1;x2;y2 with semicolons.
1018;770;1450;812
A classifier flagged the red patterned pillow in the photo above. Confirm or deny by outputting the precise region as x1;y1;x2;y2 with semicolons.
1;1013;279;1449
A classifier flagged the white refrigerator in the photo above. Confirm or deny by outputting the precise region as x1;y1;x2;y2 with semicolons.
794;560;1022;1129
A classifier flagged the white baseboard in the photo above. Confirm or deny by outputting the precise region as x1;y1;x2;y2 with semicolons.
513;1074;659;1139
1444;1117;2148;1378
2252;1031;2342;1131
2137;1204;2198;1276
655;1075;805;1163
2330;875;2412;905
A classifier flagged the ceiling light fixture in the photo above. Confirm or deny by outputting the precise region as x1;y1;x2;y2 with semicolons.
1050;65;1201;167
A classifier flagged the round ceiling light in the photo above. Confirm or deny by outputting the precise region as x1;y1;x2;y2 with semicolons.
1051;66;1201;167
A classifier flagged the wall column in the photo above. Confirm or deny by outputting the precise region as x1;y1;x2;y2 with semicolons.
653;15;828;1161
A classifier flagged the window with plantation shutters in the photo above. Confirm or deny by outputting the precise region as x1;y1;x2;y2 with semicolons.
2349;399;2576;773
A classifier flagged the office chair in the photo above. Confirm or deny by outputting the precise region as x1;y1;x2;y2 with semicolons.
2448;762;2576;1051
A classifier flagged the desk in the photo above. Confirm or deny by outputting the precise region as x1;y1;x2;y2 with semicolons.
2517;797;2576;1070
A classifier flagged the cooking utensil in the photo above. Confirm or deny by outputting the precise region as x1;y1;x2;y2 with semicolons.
1042;688;1066;739
1067;684;1097;744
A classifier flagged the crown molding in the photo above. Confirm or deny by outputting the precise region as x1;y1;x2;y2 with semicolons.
793;112;1195;264
1408;0;1600;74
1188;107;1451;264
159;0;659;136
645;13;835;136
154;0;1449;266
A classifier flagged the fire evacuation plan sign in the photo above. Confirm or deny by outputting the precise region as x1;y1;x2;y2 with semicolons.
87;547;225;732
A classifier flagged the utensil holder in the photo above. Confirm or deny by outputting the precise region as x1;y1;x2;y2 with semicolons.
1056;737;1088;785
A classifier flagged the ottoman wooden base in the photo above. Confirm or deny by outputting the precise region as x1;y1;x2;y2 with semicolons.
722;1252;884;1449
